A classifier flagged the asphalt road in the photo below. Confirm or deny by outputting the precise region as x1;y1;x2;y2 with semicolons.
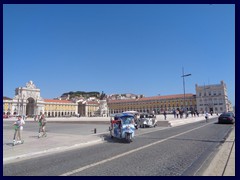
3;118;234;176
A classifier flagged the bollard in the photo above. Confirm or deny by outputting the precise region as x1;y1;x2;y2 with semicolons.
94;128;97;134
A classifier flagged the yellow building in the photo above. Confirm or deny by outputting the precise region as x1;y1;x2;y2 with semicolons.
3;97;13;115
44;99;77;117
108;94;196;114
78;100;100;117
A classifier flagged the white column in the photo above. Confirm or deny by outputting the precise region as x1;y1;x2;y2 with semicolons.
85;106;88;117
23;105;26;115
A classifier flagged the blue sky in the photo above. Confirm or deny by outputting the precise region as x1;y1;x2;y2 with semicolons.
3;4;235;105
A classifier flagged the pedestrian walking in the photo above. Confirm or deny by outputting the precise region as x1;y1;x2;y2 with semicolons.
134;114;138;129
173;110;176;118
205;112;209;122
13;115;25;145
210;111;213;116
180;110;183;118
163;111;167;120
176;110;179;118
38;114;47;138
196;110;199;117
185;110;189;118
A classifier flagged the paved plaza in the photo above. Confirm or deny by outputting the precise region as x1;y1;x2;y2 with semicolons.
3;114;234;176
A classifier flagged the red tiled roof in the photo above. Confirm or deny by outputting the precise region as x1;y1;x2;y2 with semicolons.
44;99;74;103
108;94;195;104
87;101;99;105
138;94;195;101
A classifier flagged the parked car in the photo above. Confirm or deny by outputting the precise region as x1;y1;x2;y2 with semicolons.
139;113;157;128
218;112;235;124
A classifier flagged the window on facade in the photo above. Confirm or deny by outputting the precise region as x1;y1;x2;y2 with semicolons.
218;98;222;104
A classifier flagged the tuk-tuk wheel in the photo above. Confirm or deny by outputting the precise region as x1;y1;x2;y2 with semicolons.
126;133;131;143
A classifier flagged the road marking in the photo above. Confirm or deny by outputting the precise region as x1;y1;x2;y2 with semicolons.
3;128;166;164
60;123;211;176
91;127;169;137
3;139;103;164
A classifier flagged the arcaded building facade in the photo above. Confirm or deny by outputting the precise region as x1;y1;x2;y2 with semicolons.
107;94;197;114
44;99;77;117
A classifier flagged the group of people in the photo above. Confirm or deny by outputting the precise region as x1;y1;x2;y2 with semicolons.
162;109;202;120
162;109;216;122
12;114;47;146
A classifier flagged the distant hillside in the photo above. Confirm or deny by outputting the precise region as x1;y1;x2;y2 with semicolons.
61;91;106;99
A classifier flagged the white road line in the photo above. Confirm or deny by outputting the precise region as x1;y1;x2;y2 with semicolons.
60;123;211;176
3;128;165;164
3;139;103;164
91;127;169;137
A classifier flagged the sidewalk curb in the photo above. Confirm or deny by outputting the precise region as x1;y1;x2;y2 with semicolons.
3;127;169;164
202;126;235;176
3;138;104;164
169;116;215;127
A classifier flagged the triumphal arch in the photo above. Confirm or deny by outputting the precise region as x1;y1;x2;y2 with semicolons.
11;80;45;116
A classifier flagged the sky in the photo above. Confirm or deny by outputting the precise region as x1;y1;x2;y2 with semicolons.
3;4;235;105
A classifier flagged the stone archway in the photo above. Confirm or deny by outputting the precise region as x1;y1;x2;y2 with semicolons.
26;97;35;116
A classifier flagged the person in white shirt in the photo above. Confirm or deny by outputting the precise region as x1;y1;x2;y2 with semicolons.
13;115;25;145
205;112;209;122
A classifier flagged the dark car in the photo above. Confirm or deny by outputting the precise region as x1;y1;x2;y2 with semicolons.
218;112;235;124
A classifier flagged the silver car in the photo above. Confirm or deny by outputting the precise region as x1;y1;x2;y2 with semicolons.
139;113;157;128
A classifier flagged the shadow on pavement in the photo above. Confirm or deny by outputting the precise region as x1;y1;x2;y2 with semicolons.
5;143;14;147
100;134;134;144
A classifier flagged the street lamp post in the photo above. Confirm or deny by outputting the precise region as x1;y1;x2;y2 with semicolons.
181;67;191;113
